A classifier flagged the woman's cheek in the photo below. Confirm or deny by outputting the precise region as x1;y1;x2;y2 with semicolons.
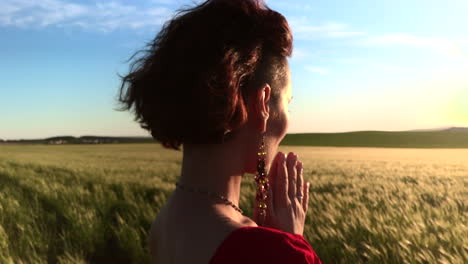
277;105;290;142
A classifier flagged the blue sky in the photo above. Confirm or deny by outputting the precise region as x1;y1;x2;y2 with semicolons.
1;0;467;140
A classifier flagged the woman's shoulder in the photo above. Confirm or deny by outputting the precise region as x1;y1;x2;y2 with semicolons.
210;226;322;264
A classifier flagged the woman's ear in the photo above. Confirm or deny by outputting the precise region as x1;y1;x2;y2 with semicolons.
248;84;271;133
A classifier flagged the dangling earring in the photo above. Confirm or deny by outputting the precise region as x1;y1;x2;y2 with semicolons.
255;132;269;223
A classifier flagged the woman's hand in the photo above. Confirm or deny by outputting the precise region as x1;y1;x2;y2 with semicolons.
254;152;310;235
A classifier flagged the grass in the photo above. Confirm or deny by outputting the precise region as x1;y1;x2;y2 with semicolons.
281;130;468;148
0;144;467;263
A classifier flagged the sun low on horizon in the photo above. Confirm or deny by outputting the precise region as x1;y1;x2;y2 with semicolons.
0;0;467;140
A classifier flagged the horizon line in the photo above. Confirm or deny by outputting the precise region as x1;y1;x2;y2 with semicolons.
2;126;467;141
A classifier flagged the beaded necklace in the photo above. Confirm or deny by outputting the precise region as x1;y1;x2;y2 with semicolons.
175;182;244;214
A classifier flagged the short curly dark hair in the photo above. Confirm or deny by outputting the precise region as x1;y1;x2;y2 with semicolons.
116;0;293;150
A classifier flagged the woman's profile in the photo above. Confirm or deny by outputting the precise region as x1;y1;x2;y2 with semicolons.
118;0;323;263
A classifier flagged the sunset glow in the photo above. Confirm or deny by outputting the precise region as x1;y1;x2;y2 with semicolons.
1;0;467;139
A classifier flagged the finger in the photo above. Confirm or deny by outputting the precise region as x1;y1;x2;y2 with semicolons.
275;152;288;207
268;152;281;212
286;152;298;203
303;182;310;214
296;161;303;202
266;184;275;219
270;152;281;203
268;151;281;195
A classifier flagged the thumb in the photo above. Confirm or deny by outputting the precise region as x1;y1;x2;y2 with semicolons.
266;185;275;218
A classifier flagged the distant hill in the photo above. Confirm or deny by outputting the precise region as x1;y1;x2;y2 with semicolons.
0;136;154;145
280;127;468;148
2;127;468;148
408;126;468;132
445;127;468;132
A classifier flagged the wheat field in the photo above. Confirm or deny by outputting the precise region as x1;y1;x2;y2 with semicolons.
0;144;466;263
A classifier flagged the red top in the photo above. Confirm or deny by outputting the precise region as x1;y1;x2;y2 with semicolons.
209;226;323;264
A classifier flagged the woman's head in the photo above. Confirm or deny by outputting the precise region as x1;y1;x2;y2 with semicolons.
117;0;293;151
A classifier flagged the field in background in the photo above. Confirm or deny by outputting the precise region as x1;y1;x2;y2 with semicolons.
0;144;467;263
3;128;468;148
281;130;468;148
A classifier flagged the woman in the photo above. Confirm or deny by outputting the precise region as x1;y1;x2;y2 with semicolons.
118;0;322;263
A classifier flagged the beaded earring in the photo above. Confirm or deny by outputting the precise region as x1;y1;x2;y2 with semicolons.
255;132;269;223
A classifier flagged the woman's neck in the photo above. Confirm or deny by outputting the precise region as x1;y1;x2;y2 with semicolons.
178;142;247;211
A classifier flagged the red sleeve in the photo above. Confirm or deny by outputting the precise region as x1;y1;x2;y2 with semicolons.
210;226;323;264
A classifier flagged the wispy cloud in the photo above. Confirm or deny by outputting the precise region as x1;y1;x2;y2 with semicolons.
287;17;468;60
291;47;309;60
0;0;173;32
305;66;330;75
288;17;367;41
335;58;367;64
360;33;468;58
150;0;178;4
265;0;313;11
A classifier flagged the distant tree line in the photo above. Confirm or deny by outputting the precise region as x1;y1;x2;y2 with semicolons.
1;127;468;147
0;136;155;144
